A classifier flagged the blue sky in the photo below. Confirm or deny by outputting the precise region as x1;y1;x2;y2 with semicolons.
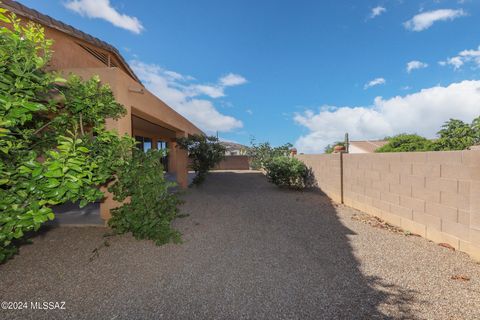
21;0;480;152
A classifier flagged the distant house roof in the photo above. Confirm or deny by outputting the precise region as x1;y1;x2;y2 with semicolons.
1;0;140;83
349;140;388;153
220;141;248;152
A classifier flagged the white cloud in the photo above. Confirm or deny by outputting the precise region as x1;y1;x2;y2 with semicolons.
370;6;386;18
440;45;480;70
364;77;386;89
404;9;466;31
191;85;225;98
220;73;248;87
406;60;428;73
64;0;144;34
294;80;480;153
246;109;253;115
131;61;245;133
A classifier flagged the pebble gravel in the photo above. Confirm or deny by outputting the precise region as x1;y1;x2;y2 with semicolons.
0;171;479;319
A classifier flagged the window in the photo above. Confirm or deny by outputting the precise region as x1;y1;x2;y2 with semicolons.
135;136;152;153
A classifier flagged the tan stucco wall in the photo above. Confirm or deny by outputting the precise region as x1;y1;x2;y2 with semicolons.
297;154;342;203
298;151;480;261
212;156;251;170
60;67;202;220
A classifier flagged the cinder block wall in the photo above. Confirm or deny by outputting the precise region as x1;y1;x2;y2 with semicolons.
301;151;480;261
213;156;250;170
297;154;342;203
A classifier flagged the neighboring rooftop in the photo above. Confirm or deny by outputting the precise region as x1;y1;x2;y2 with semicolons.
349;140;388;153
220;141;248;155
0;0;140;83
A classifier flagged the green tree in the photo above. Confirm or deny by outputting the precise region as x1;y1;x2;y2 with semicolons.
324;141;345;154
376;134;432;153
431;118;477;151
177;134;225;185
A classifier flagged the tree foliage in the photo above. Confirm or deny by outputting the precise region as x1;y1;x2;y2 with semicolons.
247;139;293;170
0;12;134;262
376;134;432;152
264;156;315;189
324;141;345;154
430;118;478;151
177;134;225;185
376;117;480;153
108;149;182;245
0;11;180;262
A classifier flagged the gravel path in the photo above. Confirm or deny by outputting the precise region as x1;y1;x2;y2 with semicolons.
1;171;479;319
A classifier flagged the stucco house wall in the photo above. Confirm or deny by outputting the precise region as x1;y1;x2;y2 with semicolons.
1;0;203;221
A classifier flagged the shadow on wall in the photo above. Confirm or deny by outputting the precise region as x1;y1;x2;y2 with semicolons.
181;171;419;319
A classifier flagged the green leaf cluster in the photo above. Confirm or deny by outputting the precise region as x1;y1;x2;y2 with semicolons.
0;11;135;262
324;141;345;154
177;134;225;185
376;117;480;153
108;149;182;245
264;156;315;189
247;138;293;170
376;134;432;152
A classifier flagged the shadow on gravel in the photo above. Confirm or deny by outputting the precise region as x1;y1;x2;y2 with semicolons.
190;171;419;319
0;171;420;320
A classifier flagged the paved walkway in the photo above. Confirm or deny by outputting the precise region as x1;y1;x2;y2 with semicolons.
1;171;479;319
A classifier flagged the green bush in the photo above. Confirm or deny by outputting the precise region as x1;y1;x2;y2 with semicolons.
177;134;225;185
0;11;129;262
376;134;432;152
108;149;182;245
0;9;184;261
247;139;292;170
264;156;315;189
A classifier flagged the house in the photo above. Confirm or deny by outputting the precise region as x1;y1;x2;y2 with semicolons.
220;141;248;156
1;0;204;221
348;140;388;153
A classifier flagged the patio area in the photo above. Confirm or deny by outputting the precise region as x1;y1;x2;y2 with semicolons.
1;171;479;319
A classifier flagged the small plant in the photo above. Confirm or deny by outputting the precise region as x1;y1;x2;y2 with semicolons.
177;134;225;185
264;156;315;189
108;149;182;245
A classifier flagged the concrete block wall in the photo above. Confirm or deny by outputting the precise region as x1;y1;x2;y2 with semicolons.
300;151;480;261
213;156;250;170
297;154;342;203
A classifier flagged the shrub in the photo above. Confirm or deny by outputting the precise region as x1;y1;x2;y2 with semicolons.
108;149;182;245
264;156;315;189
0;12;122;262
247;139;292;170
177;134;225;185
376;134;432;152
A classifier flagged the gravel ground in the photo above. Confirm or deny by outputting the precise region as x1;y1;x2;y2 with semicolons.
1;171;479;320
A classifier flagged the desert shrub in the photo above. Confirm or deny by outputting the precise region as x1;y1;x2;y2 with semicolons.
247;139;292;170
177;134;225;185
376;134;432;152
108;149;182;245
264;156;315;189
